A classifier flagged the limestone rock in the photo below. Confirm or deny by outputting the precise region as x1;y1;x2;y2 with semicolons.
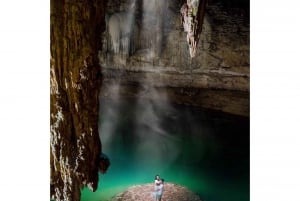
50;0;109;200
181;0;208;58
99;0;249;116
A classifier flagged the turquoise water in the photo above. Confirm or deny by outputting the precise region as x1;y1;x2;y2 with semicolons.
81;97;249;201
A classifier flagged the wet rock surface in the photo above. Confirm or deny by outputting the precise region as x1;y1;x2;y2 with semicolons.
111;183;202;201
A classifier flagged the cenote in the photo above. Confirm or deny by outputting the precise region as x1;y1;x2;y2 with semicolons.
50;0;250;200
81;92;249;201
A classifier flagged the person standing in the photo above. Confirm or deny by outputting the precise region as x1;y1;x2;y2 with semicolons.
156;179;164;201
154;175;161;187
152;175;163;201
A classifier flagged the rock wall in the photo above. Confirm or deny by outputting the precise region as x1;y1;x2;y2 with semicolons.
99;0;249;116
50;0;109;200
100;0;249;73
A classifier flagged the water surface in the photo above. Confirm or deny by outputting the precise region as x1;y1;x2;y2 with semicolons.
81;97;249;201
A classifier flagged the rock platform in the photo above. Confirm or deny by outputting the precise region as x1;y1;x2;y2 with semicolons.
111;183;202;201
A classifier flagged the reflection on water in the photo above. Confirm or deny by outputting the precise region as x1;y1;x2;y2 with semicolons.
81;97;249;201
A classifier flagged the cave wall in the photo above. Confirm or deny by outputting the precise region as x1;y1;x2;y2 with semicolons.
98;0;249;116
100;0;249;75
50;0;108;200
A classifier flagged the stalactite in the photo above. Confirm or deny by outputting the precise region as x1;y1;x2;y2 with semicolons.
50;0;110;200
107;2;136;56
181;0;208;58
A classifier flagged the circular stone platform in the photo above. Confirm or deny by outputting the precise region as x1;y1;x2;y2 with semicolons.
111;183;202;201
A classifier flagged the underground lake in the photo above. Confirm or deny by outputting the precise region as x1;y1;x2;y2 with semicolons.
81;92;249;201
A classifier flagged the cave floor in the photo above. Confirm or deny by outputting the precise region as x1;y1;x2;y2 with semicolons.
111;183;202;201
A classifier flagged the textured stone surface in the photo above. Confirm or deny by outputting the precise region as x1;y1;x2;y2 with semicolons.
50;0;109;200
99;0;249;116
181;0;208;58
111;183;202;201
100;0;249;76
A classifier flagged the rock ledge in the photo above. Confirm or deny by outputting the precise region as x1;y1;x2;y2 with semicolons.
111;183;202;201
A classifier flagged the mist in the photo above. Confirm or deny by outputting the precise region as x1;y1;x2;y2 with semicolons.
99;72;184;175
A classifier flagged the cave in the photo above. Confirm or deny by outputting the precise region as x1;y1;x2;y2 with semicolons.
50;0;249;201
